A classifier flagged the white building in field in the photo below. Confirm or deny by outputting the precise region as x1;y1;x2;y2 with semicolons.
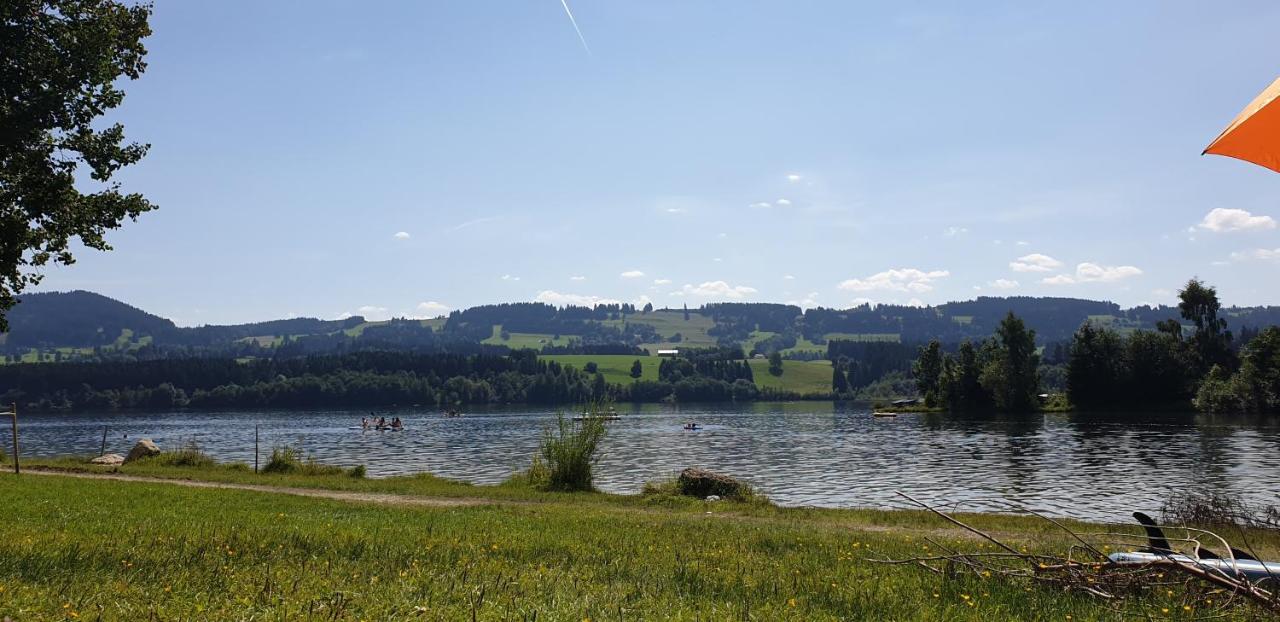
657;349;679;357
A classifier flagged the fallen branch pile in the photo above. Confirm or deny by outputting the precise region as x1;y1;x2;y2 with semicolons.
871;492;1280;618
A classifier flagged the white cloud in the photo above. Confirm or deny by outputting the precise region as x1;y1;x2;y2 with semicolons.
783;274;796;280
786;174;802;182
680;281;758;300
569;275;586;281
414;301;450;317
1195;208;1276;233
775;198;792;206
342;305;391;321
1076;262;1142;282
449;216;501;232
904;298;927;307
665;207;686;214
620;270;645;279
501;274;520;281
653;278;672;285
988;278;1019;290
535;290;621;307
717;232;728;239
837;268;950;293
786;292;820;308
712;257;723;262
1042;262;1143;285
943;226;969;237
1016;240;1030;246
750;202;772;209
393;231;410;240
1009;253;1063;273
1231;248;1280;262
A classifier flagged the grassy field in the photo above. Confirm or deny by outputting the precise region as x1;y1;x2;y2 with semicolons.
749;358;834;395
3;328;153;364
343;318;448;337
823;332;901;343
604;310;719;351
781;335;827;356
4;461;1251;620
541;354;660;383
481;325;573;350
540;354;833;395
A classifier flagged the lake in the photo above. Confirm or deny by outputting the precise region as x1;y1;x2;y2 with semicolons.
14;402;1280;523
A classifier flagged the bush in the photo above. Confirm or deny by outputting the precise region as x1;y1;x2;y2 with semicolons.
262;445;303;474
346;464;367;478
151;440;215;468
675;467;754;501
262;445;347;476
1162;491;1280;530
537;407;607;492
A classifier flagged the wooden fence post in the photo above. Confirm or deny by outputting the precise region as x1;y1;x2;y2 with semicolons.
254;425;259;474
8;403;18;475
101;426;109;456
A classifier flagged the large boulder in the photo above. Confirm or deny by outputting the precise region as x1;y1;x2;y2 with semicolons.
124;439;161;463
677;468;748;500
89;453;125;466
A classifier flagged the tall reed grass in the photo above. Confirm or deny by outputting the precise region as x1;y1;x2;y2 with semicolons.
533;403;608;492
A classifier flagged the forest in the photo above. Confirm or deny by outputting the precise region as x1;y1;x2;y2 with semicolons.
908;279;1280;415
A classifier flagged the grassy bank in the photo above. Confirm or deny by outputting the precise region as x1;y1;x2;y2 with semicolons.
4;461;1275;620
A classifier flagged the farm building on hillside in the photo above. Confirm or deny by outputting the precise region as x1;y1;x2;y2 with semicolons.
657;349;679;357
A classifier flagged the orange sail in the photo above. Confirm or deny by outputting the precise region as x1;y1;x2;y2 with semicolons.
1204;77;1280;173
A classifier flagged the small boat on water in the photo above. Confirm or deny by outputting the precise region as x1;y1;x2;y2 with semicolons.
872;411;898;418
572;414;621;421
442;409;463;418
683;422;701;431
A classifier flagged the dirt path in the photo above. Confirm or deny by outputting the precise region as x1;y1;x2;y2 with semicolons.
20;468;1052;546
24;468;499;509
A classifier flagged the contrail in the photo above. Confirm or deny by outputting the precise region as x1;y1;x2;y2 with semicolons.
559;0;592;56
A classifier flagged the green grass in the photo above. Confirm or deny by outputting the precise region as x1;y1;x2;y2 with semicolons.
744;330;777;352
481;325;574;350
748;359;834;395
4;463;1264;620
542;354;833;395
344;318;448;337
823;332;901;343
541;354;660;383
780;335;827;356
605;310;719;351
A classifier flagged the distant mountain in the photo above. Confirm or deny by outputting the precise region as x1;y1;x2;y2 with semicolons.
0;290;176;350
4;290;1280;360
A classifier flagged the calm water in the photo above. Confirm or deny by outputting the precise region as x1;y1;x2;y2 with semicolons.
15;403;1280;522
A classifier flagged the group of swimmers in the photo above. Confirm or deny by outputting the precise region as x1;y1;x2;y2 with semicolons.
361;414;403;431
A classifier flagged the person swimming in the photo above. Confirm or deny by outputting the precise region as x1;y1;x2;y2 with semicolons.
391;417;402;430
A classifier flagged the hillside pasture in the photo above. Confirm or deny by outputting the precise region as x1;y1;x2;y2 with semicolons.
541;354;659;384
482;325;573;350
749;358;834;395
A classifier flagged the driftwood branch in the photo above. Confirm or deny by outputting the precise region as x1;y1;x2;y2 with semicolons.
872;492;1280;618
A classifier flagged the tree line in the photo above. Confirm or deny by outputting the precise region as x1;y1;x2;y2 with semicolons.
907;279;1280;415
0;348;805;412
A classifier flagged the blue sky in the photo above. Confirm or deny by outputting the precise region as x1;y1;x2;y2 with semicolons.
38;1;1280;325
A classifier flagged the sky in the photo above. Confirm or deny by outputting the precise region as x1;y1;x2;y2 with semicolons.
35;1;1280;326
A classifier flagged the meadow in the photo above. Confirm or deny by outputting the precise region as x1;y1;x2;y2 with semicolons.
539;354;835;396
5;462;1260;621
748;358;834;395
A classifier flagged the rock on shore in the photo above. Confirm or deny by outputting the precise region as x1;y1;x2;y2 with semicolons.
124;439;161;463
